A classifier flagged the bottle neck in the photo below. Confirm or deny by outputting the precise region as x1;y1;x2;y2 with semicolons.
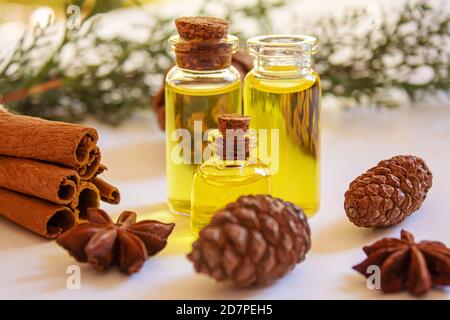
175;66;231;74
252;53;313;79
169;35;239;72
175;50;233;71
247;35;318;79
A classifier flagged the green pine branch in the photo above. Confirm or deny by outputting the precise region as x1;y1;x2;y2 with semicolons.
0;0;448;125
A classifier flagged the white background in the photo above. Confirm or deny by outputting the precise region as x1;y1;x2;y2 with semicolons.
0;105;449;299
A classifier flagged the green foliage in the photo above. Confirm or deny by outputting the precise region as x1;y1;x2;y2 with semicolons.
307;1;450;107
0;0;448;124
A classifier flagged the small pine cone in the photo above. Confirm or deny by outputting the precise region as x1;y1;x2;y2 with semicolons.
344;155;433;228
187;195;311;287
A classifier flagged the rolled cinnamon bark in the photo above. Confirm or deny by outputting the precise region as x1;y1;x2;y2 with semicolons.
92;177;120;204
71;181;100;220
0;187;76;239
0;111;98;168
77;146;101;180
0;156;79;205
95;164;108;176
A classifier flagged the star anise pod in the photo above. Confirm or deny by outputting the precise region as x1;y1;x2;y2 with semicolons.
353;230;450;295
56;208;175;274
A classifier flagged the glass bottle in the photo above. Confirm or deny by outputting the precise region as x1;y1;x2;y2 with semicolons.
244;35;321;216
165;17;242;215
191;114;271;234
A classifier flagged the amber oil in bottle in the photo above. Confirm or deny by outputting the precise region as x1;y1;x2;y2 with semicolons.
165;17;242;215
191;114;271;234
244;35;321;216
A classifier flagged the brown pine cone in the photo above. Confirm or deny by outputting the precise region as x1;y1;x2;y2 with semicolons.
345;155;433;228
187;195;311;287
152;50;253;130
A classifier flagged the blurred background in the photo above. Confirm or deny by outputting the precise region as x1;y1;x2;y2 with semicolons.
0;0;448;127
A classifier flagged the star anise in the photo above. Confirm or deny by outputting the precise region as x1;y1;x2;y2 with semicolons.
56;208;175;275
353;230;450;295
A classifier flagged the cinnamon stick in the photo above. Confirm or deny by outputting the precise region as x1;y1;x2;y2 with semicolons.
71;181;100;220
95;164;108;176
0;111;98;168
77;146;101;180
0;187;76;239
92;177;120;204
0;156;79;205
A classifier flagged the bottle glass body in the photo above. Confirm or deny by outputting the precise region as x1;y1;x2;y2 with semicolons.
244;35;321;216
165;63;242;215
191;129;271;234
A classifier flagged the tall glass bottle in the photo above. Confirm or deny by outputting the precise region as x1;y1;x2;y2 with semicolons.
191;114;271;234
165;17;242;215
244;35;321;216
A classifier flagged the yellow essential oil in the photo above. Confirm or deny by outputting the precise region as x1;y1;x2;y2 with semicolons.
165;18;241;215
244;35;321;216
191;116;271;234
165;81;241;215
191;157;271;234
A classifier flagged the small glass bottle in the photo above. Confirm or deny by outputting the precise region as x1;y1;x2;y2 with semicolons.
244;35;321;216
165;17;242;215
191;114;271;234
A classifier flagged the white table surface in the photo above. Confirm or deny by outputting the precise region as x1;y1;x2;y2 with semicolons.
0;105;449;300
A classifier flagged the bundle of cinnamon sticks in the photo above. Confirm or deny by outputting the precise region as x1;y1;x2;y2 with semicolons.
0;110;120;239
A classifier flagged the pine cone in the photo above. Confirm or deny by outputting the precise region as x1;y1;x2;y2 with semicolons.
187;195;311;287
152;50;253;130
345;155;433;228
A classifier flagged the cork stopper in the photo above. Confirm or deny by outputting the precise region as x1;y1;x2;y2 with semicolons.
218;113;250;134
175;17;229;41
170;16;237;71
216;114;251;161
